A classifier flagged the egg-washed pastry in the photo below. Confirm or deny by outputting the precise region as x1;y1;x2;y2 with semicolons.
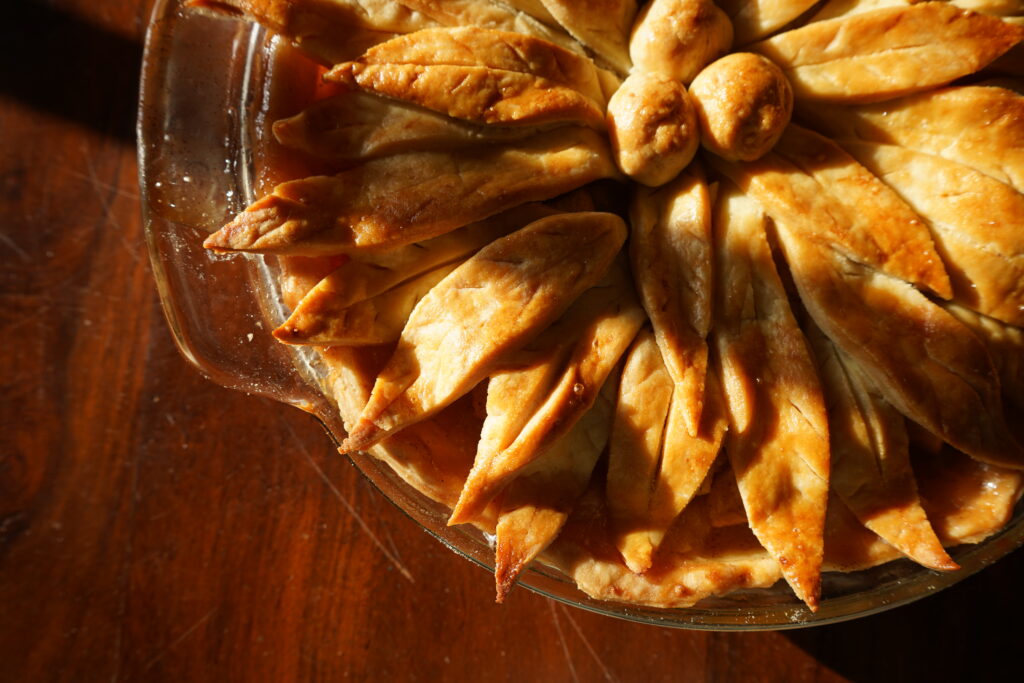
273;93;553;162
629;166;713;436
204;127;616;255
717;0;820;45
185;0;431;63
451;259;644;523
327;28;610;129
752;3;1023;102
342;211;627;452
797;85;1024;192
836;140;1024;327
805;322;957;571
494;367;620;600
712;185;830;610
709;125;952;298
195;0;1024;613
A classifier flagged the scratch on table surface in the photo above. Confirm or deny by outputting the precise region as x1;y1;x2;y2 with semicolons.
0;231;31;263
142;608;216;671
79;152;142;263
559;603;618;682
286;425;415;583
548;600;580;683
68;169;140;201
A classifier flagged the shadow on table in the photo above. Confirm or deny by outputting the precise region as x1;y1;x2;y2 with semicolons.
785;548;1024;681
2;2;141;143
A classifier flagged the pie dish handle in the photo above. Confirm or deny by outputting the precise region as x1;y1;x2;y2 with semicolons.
137;0;345;434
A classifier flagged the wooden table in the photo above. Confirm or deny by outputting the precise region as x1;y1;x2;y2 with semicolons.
2;1;1022;680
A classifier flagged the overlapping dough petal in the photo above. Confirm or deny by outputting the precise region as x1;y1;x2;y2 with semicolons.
204;127;616;255
327;27;609;129
753;3;1024;102
340;212;627;452
712;185;830;610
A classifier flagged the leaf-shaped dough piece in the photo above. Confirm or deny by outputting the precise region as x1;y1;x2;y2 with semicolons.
835;141;1024;326
606;330;675;573
186;0;432;64
450;261;645;523
752;3;1024;102
718;0;821;44
494;374;619;601
538;0;637;74
204;127;616;256
327;27;608;129
396;0;587;56
274;203;559;342
712;185;830;610
650;370;728;540
798;85;1024;192
273;93;548;162
629;165;714;436
707;125;952;298
340;212;627;452
814;1;1024;22
607;333;728;573
771;214;1024;470
275;260;459;345
806;323;957;571
943;303;1024;426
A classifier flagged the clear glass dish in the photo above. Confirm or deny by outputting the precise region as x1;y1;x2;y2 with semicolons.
137;0;1024;630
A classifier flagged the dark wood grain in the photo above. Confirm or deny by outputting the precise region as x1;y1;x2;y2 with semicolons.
1;2;1022;681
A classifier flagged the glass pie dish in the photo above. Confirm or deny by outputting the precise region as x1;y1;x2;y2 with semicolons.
137;0;1024;630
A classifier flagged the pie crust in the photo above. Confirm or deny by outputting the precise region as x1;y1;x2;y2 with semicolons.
188;0;1024;611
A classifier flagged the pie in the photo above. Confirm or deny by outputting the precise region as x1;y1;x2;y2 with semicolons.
187;0;1024;612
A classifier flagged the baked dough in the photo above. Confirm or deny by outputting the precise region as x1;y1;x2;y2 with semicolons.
689;52;793;162
342;211;627;452
806;323;956;571
204;127;616;255
629;167;713;436
606;72;699;187
837;140;1024;326
753;3;1024;102
708;125;952;298
798;85;1024;192
712;185;830;610
327;28;609;129
629;0;733;83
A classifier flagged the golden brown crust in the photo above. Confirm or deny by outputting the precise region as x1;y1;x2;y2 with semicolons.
712;186;831;610
204;127;616;255
607;72;699;187
186;0;431;63
341;212;627;453
326;27;608;129
690;53;793;162
606;330;676;572
718;0;821;45
451;260;645;523
493;371;620;600
797;85;1024;192
708;125;952;298
629;166;714;436
538;0;638;74
807;324;956;571
753;3;1024;102
273;203;558;342
273;93;548;162
396;0;586;56
838;140;1024;326
629;0;734;84
771;216;1024;470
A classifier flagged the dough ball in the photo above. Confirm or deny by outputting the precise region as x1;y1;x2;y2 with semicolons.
689;52;793;162
607;71;699;187
629;0;734;84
